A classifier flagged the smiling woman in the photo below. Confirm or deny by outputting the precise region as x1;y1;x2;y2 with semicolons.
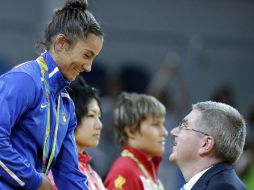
37;0;104;81
54;35;103;81
0;0;104;189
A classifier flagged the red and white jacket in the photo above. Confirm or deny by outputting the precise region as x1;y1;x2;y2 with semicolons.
49;152;105;190
104;146;164;190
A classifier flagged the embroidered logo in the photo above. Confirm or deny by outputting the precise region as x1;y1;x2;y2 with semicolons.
114;175;126;189
63;114;67;123
40;104;47;109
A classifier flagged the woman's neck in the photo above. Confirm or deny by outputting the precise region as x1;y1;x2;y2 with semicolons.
77;145;84;153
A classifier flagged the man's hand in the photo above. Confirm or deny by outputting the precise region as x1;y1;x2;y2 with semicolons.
38;173;53;190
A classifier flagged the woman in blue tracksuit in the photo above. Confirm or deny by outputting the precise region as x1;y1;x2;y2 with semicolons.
0;0;103;189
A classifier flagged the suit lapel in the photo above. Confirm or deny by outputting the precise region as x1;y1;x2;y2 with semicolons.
191;163;232;190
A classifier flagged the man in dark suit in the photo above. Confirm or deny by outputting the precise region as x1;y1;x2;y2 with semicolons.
169;101;247;190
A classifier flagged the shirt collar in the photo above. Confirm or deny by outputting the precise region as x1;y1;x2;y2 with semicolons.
41;51;70;96
184;167;211;190
78;151;92;164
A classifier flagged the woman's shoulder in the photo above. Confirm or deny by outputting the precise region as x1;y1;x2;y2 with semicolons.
6;60;41;85
13;60;40;76
109;156;142;175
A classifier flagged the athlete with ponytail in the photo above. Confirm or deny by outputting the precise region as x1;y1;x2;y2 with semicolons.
0;0;103;189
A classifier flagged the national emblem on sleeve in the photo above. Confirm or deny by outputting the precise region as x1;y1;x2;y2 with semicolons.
114;175;126;190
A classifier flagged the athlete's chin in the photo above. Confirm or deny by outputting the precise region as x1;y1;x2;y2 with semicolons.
70;76;77;81
61;72;77;81
69;73;79;81
169;153;177;163
152;149;164;157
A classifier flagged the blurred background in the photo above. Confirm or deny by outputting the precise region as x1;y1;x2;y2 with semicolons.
1;0;254;189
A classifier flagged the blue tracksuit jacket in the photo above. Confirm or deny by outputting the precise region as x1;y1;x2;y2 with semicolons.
0;52;89;189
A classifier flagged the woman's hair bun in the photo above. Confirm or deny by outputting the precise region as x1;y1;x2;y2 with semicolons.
64;0;88;11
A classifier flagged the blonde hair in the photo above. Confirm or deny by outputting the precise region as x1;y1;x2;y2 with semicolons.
113;92;166;146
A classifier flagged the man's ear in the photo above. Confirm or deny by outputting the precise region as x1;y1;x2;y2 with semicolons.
199;136;215;156
124;127;136;139
53;33;69;53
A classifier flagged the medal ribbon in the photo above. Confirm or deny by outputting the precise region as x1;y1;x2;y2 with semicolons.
121;149;162;190
37;56;61;174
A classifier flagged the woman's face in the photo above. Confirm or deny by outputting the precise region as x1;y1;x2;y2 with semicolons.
75;99;102;149
57;34;103;81
128;116;168;157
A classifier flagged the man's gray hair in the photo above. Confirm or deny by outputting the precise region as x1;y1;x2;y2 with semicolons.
193;101;246;163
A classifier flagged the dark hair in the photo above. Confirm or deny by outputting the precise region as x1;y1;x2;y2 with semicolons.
38;0;103;51
67;75;101;125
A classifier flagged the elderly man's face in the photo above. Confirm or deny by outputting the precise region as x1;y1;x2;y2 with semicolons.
169;110;206;166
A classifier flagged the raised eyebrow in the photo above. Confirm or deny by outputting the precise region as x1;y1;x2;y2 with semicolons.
85;49;95;57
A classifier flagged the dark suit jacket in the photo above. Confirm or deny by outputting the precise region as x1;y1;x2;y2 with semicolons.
191;162;247;190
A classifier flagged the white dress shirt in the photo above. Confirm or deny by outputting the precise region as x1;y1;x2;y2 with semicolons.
181;167;211;190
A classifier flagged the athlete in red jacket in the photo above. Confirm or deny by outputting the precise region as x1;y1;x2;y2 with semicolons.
104;92;168;190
